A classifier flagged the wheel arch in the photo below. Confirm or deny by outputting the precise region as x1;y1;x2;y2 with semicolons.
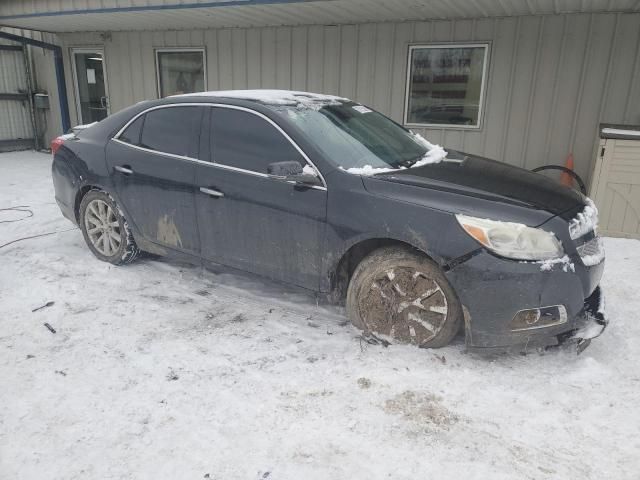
327;236;441;303
74;184;103;222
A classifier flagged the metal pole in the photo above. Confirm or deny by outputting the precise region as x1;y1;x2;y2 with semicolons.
22;43;39;149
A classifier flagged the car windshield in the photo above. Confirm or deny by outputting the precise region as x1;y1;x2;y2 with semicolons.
271;102;430;171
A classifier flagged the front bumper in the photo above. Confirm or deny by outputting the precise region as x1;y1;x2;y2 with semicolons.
445;248;606;353
558;286;608;353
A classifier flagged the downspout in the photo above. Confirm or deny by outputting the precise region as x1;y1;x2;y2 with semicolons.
0;30;71;133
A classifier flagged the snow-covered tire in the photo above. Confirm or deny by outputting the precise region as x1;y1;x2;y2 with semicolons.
346;246;462;348
79;190;140;265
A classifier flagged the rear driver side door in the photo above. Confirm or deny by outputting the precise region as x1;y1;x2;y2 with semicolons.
194;106;327;290
107;105;203;254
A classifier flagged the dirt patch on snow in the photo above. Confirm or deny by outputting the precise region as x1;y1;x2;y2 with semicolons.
384;390;459;429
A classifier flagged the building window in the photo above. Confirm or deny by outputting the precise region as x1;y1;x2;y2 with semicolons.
404;43;489;129
155;49;206;98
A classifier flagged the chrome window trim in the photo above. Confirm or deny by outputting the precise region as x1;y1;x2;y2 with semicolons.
112;102;327;190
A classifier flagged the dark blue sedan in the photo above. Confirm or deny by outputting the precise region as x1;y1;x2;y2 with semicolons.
51;90;607;352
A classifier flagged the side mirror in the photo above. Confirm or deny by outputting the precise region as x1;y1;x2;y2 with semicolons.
267;161;322;187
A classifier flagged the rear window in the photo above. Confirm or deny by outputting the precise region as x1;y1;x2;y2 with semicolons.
119;115;144;145
139;106;202;157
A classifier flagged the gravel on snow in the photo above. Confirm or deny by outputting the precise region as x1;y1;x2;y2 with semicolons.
1;151;639;479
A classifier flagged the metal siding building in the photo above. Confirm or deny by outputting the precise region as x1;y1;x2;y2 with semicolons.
1;1;640;185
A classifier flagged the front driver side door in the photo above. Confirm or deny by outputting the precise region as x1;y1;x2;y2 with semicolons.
194;106;327;290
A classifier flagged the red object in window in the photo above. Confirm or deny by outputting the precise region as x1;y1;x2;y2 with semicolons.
50;136;65;155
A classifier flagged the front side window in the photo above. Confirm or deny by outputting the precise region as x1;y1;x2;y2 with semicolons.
139;106;202;157
156;49;206;98
405;44;489;128
210;107;305;174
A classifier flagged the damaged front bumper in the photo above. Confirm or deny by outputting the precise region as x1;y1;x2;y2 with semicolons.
445;247;607;354
557;286;608;354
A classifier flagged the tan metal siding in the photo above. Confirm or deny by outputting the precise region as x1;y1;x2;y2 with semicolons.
50;12;640;183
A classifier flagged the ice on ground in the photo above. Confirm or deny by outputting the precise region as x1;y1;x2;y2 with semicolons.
2;151;640;480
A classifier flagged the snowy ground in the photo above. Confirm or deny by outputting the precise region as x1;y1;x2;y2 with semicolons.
1;151;639;480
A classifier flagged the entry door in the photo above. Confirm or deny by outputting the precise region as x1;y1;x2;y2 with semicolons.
195;106;328;290
71;49;110;125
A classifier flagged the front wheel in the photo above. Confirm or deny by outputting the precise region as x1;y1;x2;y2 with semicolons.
79;190;140;265
346;247;462;348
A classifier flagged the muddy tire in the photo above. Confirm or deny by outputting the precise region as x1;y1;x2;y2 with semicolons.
346;247;462;348
79;190;139;265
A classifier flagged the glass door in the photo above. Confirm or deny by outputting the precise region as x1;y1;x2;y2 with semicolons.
72;49;110;125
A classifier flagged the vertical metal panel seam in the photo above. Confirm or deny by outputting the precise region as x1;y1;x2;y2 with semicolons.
462;17;478;152
588;13;621;188
568;13;594;150
288;26;294;90
520;15;545;168
353;23;360;100
542;14;568;163
480;17;497;156
336;25;342;94
622;20;640;121
385;22;396;115
215;28;221;88
499;16;522;163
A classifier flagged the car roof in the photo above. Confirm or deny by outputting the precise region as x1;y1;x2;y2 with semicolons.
170;89;349;107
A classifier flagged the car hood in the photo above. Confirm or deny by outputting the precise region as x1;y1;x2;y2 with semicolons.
372;150;586;220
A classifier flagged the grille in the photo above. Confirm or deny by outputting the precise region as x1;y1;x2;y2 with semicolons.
576;236;605;266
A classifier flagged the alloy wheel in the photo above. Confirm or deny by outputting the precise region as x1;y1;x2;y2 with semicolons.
84;199;122;257
357;267;449;345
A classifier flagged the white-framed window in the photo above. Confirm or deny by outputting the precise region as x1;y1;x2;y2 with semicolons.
404;43;489;129
155;48;206;98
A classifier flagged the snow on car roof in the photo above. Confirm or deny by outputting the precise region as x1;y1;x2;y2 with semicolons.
172;89;347;106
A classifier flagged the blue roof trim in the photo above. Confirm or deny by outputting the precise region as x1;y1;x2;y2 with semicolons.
0;0;319;20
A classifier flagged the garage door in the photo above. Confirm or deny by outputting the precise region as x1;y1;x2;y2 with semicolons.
0;41;34;152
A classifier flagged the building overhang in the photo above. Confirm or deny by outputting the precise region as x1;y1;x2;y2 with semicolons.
1;0;639;33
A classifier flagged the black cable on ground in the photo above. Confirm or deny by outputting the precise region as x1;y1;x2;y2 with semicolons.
0;206;34;224
0;228;77;250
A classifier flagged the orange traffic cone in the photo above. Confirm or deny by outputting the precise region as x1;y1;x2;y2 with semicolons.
560;153;574;187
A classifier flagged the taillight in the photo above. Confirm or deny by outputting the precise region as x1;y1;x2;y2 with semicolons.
50;136;65;155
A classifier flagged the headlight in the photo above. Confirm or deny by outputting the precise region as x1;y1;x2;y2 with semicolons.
456;214;564;260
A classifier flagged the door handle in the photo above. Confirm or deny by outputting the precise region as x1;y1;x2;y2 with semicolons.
199;187;224;198
115;165;133;175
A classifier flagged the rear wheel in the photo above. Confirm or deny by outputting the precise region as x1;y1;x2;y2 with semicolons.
346;247;462;348
79;190;139;265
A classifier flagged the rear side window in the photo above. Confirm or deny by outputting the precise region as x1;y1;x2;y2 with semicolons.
119;115;144;145
210;107;304;173
139;106;202;157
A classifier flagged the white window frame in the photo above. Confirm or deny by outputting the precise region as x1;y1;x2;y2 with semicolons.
403;42;490;130
155;47;207;98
